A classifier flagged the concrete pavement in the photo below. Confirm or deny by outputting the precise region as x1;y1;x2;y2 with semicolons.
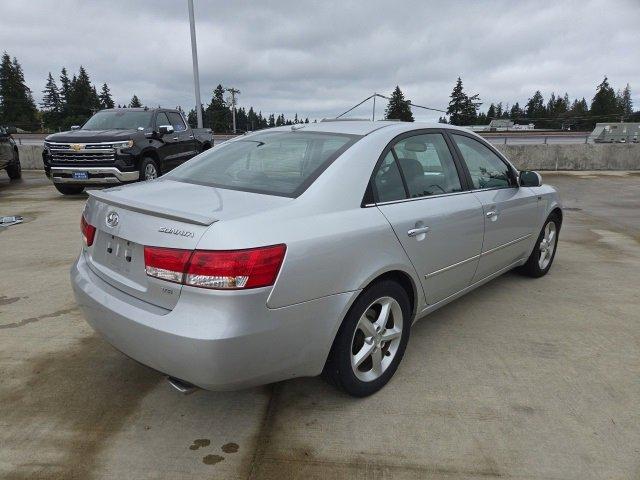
1;171;639;479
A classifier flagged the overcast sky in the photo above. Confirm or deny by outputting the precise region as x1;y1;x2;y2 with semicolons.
1;0;638;121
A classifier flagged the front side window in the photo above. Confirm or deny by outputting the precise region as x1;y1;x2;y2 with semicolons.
451;134;512;189
393;133;462;198
167;112;187;132
166;131;358;196
155;112;171;128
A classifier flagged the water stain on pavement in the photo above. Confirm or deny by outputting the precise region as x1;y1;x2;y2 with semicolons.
202;454;225;465
222;442;239;454
0;295;23;306
1;335;162;479
189;439;211;450
0;306;77;329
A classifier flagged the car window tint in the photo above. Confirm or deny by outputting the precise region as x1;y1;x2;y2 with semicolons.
167;112;187;132
374;151;406;203
451;134;512;189
393;133;462;198
155;112;171;128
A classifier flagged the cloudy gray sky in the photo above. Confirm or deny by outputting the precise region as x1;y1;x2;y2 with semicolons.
1;0;638;121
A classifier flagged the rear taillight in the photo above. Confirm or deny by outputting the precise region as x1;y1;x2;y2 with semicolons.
143;244;286;290
81;215;96;246
144;247;192;284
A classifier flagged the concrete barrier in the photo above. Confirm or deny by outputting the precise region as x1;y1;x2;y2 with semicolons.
17;145;44;170
494;144;640;170
18;143;640;171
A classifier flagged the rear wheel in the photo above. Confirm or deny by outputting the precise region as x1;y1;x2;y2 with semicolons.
323;280;411;397
54;184;85;195
140;157;159;181
518;213;560;277
6;149;21;180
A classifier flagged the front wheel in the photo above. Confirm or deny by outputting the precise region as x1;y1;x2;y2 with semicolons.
518;214;560;277
323;280;411;397
139;157;159;181
6;149;21;180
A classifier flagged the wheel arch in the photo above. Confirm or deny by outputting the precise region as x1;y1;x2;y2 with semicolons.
140;148;160;173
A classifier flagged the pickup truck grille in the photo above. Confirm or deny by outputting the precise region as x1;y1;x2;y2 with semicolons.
47;142;116;162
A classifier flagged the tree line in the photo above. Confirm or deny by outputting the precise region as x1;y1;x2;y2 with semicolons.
440;76;636;129
382;77;636;130
186;84;309;132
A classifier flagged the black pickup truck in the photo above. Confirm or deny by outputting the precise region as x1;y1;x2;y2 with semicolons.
0;126;21;180
43;108;213;195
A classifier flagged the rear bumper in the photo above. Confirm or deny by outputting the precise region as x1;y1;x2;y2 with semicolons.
51;167;139;184
71;253;357;390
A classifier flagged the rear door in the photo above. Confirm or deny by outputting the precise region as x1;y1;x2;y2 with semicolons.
448;132;539;281
167;111;198;165
373;131;484;305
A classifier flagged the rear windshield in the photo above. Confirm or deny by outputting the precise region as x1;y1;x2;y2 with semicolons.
82;111;153;130
166;131;360;197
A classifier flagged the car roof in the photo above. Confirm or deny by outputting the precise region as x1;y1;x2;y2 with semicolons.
266;120;474;137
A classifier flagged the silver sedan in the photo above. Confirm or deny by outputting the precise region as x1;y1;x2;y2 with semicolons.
72;121;562;397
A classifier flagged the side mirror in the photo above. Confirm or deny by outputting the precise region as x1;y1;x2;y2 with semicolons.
70;125;81;130
157;125;174;136
6;126;17;134
519;170;542;187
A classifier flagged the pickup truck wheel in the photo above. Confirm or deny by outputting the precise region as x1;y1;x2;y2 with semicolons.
140;157;159;181
6;149;21;180
54;184;85;195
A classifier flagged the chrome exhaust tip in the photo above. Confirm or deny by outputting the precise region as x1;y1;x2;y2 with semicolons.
167;376;198;395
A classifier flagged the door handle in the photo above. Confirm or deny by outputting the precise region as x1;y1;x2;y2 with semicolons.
172;137;179;141
188;134;194;138
407;226;430;237
486;210;498;218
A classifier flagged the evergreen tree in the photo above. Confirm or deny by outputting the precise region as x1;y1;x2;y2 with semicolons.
385;86;414;122
99;83;114;109
59;67;71;114
486;103;496;120
525;91;546;123
268;113;275;127
617;83;633;118
41;72;62;130
509;102;524;121
129;94;142;108
446;78;479;125
204;84;231;132
65;66;100;127
0;53;38;130
438;116;448;124
590;76;618;120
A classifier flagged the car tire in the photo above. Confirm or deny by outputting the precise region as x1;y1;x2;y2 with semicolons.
518;213;561;278
54;184;85;195
140;157;159;181
323;280;411;397
6;149;21;180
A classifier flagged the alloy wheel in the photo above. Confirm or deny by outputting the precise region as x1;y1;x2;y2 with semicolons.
145;163;158;180
350;296;403;382
538;221;557;270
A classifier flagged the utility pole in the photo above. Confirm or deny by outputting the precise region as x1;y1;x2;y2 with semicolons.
187;0;203;129
372;93;376;121
226;87;241;134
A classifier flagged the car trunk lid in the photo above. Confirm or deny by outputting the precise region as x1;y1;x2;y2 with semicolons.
83;179;291;310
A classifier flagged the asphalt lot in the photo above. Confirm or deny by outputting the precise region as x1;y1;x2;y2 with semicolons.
1;171;639;480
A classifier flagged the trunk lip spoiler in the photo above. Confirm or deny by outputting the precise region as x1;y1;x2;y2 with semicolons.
88;189;218;226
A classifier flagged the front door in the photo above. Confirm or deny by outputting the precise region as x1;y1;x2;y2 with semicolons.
155;111;182;171
449;133;539;281
373;132;485;305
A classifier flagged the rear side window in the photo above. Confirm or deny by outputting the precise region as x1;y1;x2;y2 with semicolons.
451;134;512;189
393;134;462;198
166;131;359;197
167;112;187;132
374;151;406;203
